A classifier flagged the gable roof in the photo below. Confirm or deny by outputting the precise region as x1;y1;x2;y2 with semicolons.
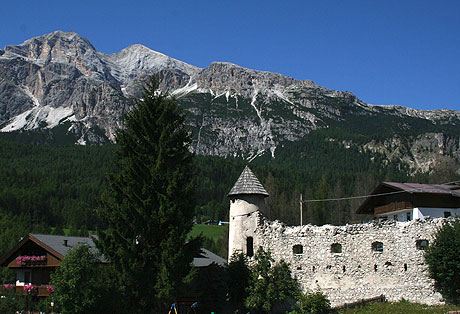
356;182;460;214
228;166;269;197
380;182;460;196
0;233;99;266
31;234;98;257
193;248;226;267
1;233;224;268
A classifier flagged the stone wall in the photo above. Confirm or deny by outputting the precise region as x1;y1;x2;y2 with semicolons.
253;214;445;307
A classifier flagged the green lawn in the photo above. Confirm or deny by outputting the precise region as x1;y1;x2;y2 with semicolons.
189;224;228;241
339;300;460;314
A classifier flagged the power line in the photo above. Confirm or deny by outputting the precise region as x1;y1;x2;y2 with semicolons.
301;179;460;204
301;190;405;203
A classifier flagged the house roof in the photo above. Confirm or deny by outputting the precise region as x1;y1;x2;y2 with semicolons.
1;233;225;268
192;248;226;267
228;166;269;197
381;182;460;196
0;234;100;266
30;234;98;258
356;182;460;214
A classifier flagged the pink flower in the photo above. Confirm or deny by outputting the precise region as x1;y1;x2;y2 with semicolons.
46;285;55;293
15;255;46;266
23;284;36;292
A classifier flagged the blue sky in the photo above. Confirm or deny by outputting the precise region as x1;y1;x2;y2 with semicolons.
1;0;459;111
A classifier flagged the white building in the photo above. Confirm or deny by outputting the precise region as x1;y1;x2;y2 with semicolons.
356;182;460;221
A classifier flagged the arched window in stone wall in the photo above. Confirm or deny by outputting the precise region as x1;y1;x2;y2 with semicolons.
331;243;342;253
416;239;429;250
293;244;303;255
372;241;384;252
246;237;254;257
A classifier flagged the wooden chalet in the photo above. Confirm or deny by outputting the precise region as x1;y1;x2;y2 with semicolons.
357;182;460;221
0;233;226;301
0;234;100;297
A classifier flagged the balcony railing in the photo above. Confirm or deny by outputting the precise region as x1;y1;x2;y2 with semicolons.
1;284;52;297
374;201;413;215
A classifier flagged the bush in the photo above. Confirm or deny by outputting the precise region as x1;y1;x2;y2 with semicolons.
0;287;27;314
424;218;460;304
245;247;300;314
294;288;331;314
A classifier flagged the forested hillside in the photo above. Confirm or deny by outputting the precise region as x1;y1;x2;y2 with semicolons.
0;127;458;259
0;130;446;228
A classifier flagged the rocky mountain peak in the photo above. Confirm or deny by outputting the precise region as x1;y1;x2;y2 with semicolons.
106;44;200;87
4;30;96;63
192;61;317;99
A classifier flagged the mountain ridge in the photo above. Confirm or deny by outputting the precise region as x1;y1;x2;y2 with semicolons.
0;31;459;174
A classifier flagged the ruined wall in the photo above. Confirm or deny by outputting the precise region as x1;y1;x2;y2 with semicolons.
253;214;445;307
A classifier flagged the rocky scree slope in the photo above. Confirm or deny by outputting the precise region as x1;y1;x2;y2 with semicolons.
0;31;459;173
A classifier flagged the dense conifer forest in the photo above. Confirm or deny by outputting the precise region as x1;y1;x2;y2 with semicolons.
0;127;457;258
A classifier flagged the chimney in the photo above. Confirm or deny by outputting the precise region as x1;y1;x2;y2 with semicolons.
63;239;68;247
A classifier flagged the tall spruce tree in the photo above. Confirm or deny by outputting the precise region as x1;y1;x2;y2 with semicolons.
97;78;200;313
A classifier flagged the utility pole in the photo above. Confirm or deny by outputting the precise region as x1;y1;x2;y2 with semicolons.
300;193;303;226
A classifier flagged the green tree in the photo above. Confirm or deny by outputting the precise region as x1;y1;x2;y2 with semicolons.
227;253;251;312
245;247;300;314
313;175;329;226
425;218;460;304
97;78;200;313
50;244;118;314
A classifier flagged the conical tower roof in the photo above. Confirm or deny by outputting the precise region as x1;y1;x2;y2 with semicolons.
228;166;269;197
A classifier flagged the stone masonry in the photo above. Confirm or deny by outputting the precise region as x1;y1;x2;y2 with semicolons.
255;214;444;307
227;166;446;307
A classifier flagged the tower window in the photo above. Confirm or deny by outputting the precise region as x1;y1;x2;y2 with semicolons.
416;239;429;250
331;243;342;253
293;244;303;255
372;241;384;252
246;237;254;257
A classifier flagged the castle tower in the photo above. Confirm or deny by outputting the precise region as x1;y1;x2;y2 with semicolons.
227;166;269;261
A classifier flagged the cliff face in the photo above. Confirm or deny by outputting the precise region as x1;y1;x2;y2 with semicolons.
1;31;459;173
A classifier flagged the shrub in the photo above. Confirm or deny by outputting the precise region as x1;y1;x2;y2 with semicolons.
245;247;300;314
295;288;331;314
424;218;460;304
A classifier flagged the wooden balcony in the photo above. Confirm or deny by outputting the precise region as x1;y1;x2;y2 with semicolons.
374;201;413;216
1;285;52;297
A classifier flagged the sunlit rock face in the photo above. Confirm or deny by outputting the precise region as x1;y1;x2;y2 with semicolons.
1;31;459;173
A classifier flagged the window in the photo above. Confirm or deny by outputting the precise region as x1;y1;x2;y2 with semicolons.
416;239;429;250
331;243;342;253
293;244;303;255
406;212;411;221
372;241;384;252
246;237;254;257
24;271;31;284
444;211;451;218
